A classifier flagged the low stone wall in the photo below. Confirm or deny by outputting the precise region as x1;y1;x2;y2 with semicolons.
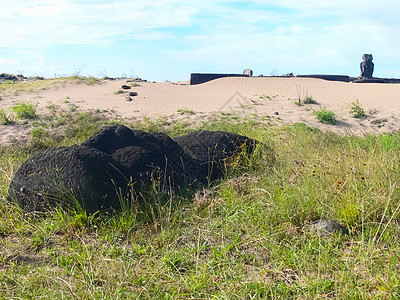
296;74;350;82
190;73;250;85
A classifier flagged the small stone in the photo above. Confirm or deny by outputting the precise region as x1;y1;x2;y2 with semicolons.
126;96;132;102
121;85;131;90
129;92;138;96
274;112;279;115
307;219;349;237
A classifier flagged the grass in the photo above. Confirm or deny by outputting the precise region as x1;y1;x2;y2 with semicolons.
177;108;196;115
1;115;400;298
303;96;317;104
0;108;17;125
313;106;337;125
295;96;317;106
11;101;37;119
0;76;102;97
349;99;367;119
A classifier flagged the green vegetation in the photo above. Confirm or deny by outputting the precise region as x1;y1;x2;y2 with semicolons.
295;96;317;106
0;108;16;125
313;106;337;125
1;115;400;298
177;108;196;115
0;76;103;97
349;99;367;119
303;96;317;104
113;90;126;95
11;101;37;119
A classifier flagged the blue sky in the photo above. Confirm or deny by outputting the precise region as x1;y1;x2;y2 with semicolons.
1;0;399;82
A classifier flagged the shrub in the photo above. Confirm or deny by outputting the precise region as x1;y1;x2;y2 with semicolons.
303;96;317;104
0;108;17;125
11;101;37;119
313;107;337;125
349;99;366;119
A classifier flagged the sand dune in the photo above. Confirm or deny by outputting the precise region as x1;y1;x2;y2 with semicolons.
1;77;400;144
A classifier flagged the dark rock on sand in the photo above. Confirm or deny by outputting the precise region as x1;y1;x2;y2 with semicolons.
121;85;131;90
129;92;138;96
8;145;129;213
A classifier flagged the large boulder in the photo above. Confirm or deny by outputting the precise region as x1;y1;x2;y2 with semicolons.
173;131;258;181
8;145;129;213
81;124;201;185
8;125;260;214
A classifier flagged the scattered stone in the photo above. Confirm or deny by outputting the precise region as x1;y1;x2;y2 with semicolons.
129;92;138;96
274;112;279;115
125;96;132;102
243;69;253;77
121;85;131;90
360;54;374;78
307;219;349;237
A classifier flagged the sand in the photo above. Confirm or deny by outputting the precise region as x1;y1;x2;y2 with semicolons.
1;77;400;145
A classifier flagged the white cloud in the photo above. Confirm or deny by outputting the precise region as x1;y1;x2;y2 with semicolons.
0;57;18;65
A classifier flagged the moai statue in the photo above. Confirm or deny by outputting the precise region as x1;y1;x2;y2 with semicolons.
243;69;253;77
360;54;374;78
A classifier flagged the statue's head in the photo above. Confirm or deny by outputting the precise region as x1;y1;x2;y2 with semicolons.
362;54;373;62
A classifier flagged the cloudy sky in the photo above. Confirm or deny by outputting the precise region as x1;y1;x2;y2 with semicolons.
1;0;399;81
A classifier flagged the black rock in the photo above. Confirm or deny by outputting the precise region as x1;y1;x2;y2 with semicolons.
121;85;131;90
173;131;257;181
129;92;138;96
9;125;261;214
8;145;129;213
82;124;200;184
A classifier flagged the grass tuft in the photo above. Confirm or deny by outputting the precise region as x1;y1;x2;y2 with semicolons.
313;106;337;125
11;101;37;119
349;99;367;119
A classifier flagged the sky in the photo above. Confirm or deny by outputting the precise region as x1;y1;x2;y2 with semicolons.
0;0;399;82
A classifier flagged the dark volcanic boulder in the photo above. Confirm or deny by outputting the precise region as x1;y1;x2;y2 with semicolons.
8;145;129;213
82;124;201;184
8;125;261;214
173;131;258;181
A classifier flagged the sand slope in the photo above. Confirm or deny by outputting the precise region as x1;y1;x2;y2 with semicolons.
1;77;400;144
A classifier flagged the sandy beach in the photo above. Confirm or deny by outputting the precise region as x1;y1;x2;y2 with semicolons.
1;77;400;144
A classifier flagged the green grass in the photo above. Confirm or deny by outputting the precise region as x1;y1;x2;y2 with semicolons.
1;116;400;298
349;99;367;119
0;76;102;97
313;107;337;125
177;108;196;115
303;96;317;104
11;101;37;119
0;108;17;125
